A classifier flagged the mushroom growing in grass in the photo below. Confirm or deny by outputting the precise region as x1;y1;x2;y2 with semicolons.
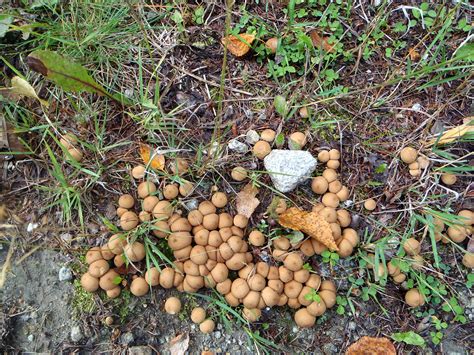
260;129;276;142
164;297;182;314
400;147;417;164
440;173;457;186
364;199;377;211
199;319;215;334
405;288;425;307
253;140;271;159
288;132;307;150
403;238;421;256
191;307;207;324
131;165;145;179
231;166;247;181
130;277;149;296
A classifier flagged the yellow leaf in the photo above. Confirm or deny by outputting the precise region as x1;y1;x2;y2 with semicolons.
10;76;49;107
427;119;473;146
221;33;255;57
236;183;260;218
279;207;338;251
139;143;165;170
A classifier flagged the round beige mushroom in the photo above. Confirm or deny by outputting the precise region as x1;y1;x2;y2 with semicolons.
253;140;271;159
231;166;247;181
288;132;307;150
164;297;182;314
400;147;418;164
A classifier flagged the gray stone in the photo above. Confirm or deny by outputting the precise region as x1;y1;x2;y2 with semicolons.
184;199;199;211
27;334;34;342
440;340;468;355
263;150;317;192
70;325;83;342
120;332;135;345
245;130;259;145
58;266;73;282
228;139;248;153
214;331;222;339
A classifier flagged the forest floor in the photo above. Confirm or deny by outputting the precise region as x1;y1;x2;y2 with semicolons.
0;0;473;354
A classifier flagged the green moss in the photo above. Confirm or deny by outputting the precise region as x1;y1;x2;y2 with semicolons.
71;279;96;318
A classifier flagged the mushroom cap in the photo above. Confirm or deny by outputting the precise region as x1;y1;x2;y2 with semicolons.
187;210;203;226
462;253;474;268
233;214;249;228
107;234;126;255
403;238;421;255
278;266;294;283
130;277;149;296
294;308;316;328
364;198;377;211
260;129;276;142
317;150;330;163
307;300;326;316
81;272;99;292
284;280;303;299
67;147;83;162
231;166;247;181
405;288;425;307
265;37;278;53
86;246;103;265
441;173;457;185
319;290;336;308
198;201;217;215
170;158;189;175
131;165;146;179
288;132;307;150
120;211;139;231
261;286;280;307
243;307;261;322
322;193;339;208
447;226;468;243
191;307;207;324
231;278;250;299
179;181;194;197
164;297;182;314
299;106;309;118
322;169;338;183
336;186;350;202
163;184;179;200
190;245;209;265
311;176;329;194
59;133;78;149
159;268;176;289
337;239;353;258
248;273;266;292
253;140;272;159
326;160;340;170
328;180;342;193
99;269;120;291
145;267;160;286
328;149;340;160
106;287;121;299
458;210;474;225
400;147;418;164
124;242;146;262
210;263;229;283
211;192;228;208
137;181;157;198
336;209;351;227
242;290;261;309
199;319;215;334
88;259;110;278
284;253;304;272
392;273;406;284
248;230;265;246
118;194;135;209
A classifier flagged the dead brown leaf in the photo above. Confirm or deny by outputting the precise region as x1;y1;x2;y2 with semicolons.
408;47;421;62
345;336;396;355
279;207;338;251
236;183;260;218
139;143;165;170
168;333;190;355
221;33;255;57
309;30;335;53
426;118;473;146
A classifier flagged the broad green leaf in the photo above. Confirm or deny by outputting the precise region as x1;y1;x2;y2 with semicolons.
455;43;474;62
26;50;128;105
10;76;49;107
0;15;13;38
391;331;426;347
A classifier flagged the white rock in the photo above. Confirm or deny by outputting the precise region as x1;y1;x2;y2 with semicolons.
228;139;249;153
70;325;83;342
59;266;73;282
263;150;317;192
245;130;260;145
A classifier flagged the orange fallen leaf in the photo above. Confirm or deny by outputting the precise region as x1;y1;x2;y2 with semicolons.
309;30;335;53
279;207;338;251
345;336;396;355
236;183;260;218
139;143;165;170
221;33;255;57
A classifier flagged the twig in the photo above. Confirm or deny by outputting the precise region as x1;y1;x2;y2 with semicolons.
0;234;16;288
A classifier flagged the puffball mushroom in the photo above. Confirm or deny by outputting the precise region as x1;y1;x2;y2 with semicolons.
400;147;418;164
326;160;340;170
106;287;121;299
59;133;78;149
131;165;146;179
447;225;468;243
170;158;189;176
458;210;474;225
118;194;134;209
231;166;247;181
163;184;179;200
294;308;316;328
249;230;265;246
199;319;215;334
288;132;307;150
99;269;120;291
364;198;377;211
403;238;421;256
191;307;207;324
441;173;457;186
81;272;99;292
108;234;126;254
260;129;276;142
253;140;271;159
299;107;309;119
130;277;149;296
318;150;330;163
322;169;338;183
284;253;304;272
145;267;160;286
124;242;146;262
311;176;329;194
336;186;350;202
179;181;194;196
328;149;340;160
243;308;262;322
137;181;157;198
234;214;249;228
265;37;278;53
88;259;110;278
211;192;228;208
322;193;339;208
120;211;139;230
164;297;182;314
86;246;103;264
462;253;474;268
405;288;425;307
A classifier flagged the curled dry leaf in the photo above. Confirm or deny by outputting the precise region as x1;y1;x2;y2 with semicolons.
168;333;190;355
10;76;49;107
279;207;337;251
221;33;255;57
309;30;335;53
408;47;421;62
345;336;396;355
426;118;473;146
236;183;260;218
139;143;165;171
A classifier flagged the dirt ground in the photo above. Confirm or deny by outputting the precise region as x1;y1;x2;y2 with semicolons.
1;0;473;353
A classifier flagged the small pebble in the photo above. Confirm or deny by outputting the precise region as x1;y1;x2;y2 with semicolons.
58;266;73;282
245;130;260;145
228;139;249;153
27;334;34;342
70;325;83;342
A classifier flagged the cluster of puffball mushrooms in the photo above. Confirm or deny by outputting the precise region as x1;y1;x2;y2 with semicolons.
59;133;83;162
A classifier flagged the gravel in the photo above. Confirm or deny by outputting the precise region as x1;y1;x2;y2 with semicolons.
245;130;260;145
58;266;73;282
228;139;249;153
